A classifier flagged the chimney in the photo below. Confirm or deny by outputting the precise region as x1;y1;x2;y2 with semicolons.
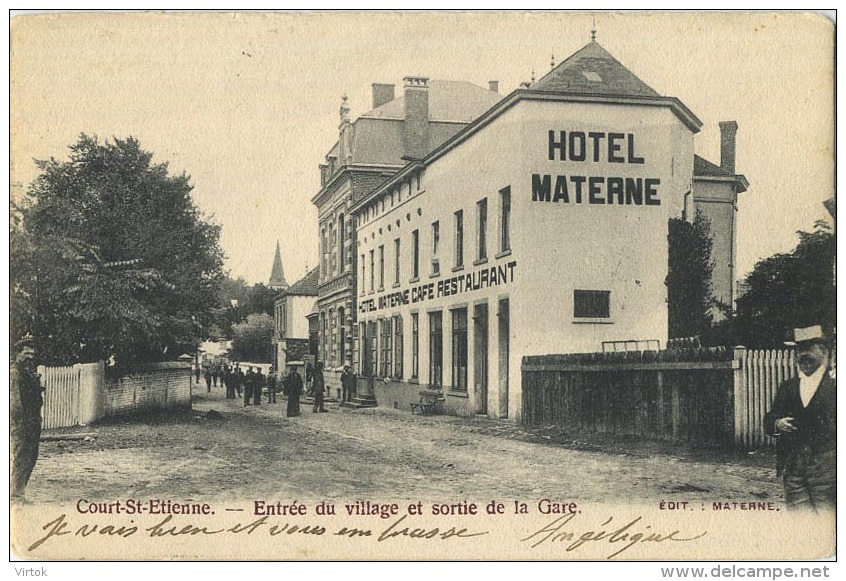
719;120;738;174
488;80;499;93
403;76;430;160
338;94;351;162
371;83;395;109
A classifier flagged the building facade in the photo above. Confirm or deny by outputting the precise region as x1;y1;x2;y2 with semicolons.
691;121;748;318
273;268;318;371
347;40;746;421
311;78;502;394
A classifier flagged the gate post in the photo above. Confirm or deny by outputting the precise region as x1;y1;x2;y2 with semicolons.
732;347;747;448
79;360;105;425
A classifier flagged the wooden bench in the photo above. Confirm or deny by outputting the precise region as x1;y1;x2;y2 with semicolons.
410;390;445;415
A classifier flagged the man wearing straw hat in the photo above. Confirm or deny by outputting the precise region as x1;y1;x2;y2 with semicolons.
764;325;836;512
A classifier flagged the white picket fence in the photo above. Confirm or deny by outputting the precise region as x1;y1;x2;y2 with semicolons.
732;348;796;448
38;361;104;429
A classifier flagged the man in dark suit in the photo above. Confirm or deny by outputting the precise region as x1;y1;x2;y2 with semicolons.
764;325;836;512
10;337;42;499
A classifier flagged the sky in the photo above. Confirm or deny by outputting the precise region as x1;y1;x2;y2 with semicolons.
9;11;835;285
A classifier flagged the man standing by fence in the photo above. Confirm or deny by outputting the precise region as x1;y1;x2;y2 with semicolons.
10;337;43;500
764;325;836;512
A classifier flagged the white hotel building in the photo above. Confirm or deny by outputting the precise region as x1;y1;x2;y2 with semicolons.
333;40;745;421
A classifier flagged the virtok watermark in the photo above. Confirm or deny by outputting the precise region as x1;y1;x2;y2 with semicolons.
14;568;47;577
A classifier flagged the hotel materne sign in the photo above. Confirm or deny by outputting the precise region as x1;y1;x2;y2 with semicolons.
531;130;661;206
359;261;518;315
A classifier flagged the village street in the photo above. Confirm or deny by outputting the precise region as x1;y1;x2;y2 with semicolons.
23;385;783;510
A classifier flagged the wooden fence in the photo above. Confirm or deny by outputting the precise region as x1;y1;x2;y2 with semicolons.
38;361;104;429
522;347;796;449
733;348;795;448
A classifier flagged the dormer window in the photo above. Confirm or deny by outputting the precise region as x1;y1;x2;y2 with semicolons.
583;71;602;82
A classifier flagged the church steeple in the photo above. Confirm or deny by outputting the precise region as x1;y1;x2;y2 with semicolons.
268;241;288;290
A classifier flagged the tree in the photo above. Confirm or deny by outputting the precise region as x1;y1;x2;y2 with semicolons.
209;277;279;339
666;212;715;340
727;220;835;348
244;283;277;317
229;313;274;362
10;135;225;365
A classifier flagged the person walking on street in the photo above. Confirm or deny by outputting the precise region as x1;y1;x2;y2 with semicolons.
204;367;212;393
285;366;303;417
253;367;264;406
244;367;255;406
267;367;278;404
341;364;356;403
312;361;327;413
212;365;219;388
194;364;201;385
10;337;43;500
224;366;235;399
235;365;244;399
765;325;836;512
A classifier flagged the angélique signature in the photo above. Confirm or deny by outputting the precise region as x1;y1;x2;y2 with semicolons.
521;513;707;559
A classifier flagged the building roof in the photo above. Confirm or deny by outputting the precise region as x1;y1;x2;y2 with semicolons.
693;154;749;193
693;154;734;177
532;41;660;98
351;43;704;215
268;241;288;289
324;80;502;168
284;267;319;297
362;80;503;122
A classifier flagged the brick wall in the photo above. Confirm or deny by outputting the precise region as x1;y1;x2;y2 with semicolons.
104;362;192;417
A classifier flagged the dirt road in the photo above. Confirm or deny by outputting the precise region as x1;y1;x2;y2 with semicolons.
24;388;782;507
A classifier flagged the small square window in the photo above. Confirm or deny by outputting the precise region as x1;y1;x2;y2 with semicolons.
574;290;610;318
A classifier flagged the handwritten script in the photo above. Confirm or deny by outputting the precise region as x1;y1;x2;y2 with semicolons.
28;513;488;552
521;513;707;559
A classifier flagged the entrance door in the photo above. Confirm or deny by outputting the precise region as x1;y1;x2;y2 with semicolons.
474;303;488;415
498;298;510;419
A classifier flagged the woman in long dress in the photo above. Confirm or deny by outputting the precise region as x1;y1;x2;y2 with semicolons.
285;367;303;417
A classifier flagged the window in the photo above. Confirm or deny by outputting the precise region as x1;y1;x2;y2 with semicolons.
411;313;419;378
500;186;511;252
573;290;611;319
320;228;327;277
451;308;468;390
431;221;440;275
393;315;403;379
338;307;346;365
329;308;336;364
320;312;327;362
380;318;392;378
454;210;464;268
338;213;345;272
369;250;375;291
411;229;420;280
368;321;378;377
378;245;385;289
394;238;401;285
477;198;488;261
276;302;288;338
428;311;443;386
360;254;366;294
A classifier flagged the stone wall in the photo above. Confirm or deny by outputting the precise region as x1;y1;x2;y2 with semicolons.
104;362;192;417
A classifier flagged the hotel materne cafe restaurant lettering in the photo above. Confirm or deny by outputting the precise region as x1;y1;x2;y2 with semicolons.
532;129;662;206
